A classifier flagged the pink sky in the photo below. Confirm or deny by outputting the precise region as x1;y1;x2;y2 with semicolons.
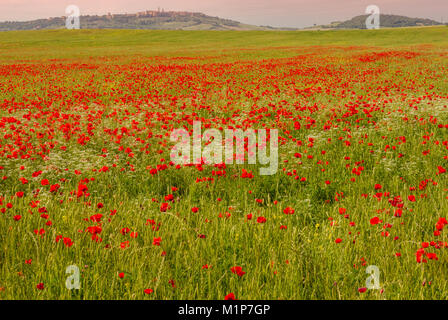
0;0;447;28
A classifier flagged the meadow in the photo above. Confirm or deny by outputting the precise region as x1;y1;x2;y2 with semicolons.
0;27;447;299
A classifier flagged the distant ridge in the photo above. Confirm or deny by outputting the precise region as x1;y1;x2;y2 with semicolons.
311;14;443;29
1;11;444;32
0;10;283;31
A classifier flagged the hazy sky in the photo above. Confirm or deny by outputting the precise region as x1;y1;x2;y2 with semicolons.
0;0;447;28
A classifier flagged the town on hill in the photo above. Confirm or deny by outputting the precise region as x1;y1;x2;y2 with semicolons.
0;10;445;31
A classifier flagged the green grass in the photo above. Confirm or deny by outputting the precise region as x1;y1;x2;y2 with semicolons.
0;26;447;61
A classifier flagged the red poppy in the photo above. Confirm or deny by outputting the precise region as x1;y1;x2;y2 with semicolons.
160;203;170;212
144;288;153;294
257;216;266;223
230;266;246;277
153;237;162;246
224;293;236;300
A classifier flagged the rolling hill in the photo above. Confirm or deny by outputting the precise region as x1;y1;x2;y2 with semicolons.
0;10;275;31
318;14;443;29
1;11;444;32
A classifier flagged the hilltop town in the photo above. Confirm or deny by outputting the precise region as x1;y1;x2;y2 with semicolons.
0;9;270;31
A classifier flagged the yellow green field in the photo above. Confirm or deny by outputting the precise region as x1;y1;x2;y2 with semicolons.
0;27;447;299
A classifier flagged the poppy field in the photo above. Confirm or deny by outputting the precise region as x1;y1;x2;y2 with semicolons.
0;28;447;300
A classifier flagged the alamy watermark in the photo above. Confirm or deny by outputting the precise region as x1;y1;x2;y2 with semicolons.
365;265;380;289
170;121;278;175
66;5;80;29
65;265;80;289
365;5;380;29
